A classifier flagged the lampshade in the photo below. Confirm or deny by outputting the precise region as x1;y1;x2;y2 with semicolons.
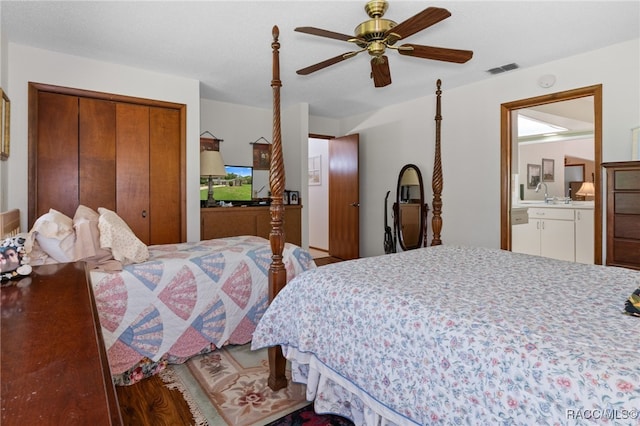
200;150;226;177
576;181;595;197
400;168;420;186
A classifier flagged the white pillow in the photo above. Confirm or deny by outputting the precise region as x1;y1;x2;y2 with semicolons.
97;208;149;264
73;205;113;263
28;209;76;263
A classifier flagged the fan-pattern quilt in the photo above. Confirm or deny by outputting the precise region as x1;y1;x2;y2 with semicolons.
253;246;640;425
90;236;315;383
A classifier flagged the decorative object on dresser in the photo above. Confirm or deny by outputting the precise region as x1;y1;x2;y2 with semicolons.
200;150;226;207
576;180;595;200
603;161;640;270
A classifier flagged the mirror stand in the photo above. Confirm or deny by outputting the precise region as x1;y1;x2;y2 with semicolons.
393;164;429;251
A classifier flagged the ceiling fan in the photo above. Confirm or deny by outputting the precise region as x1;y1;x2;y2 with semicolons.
295;0;473;88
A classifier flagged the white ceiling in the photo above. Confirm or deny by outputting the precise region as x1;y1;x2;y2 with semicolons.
2;1;639;118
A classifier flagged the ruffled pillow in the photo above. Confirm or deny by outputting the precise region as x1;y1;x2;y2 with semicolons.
27;209;76;263
624;288;640;317
73;205;113;263
97;207;149;264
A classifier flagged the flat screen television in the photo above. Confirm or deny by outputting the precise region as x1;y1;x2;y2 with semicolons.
216;165;253;203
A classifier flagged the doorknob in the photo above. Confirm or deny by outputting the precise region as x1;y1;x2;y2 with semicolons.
142;210;147;218
350;202;360;207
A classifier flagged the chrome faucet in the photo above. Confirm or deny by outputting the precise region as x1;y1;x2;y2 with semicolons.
535;182;552;203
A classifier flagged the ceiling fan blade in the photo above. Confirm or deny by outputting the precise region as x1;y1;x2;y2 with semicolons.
295;26;354;42
371;56;392;88
387;7;451;42
398;44;473;63
296;52;358;75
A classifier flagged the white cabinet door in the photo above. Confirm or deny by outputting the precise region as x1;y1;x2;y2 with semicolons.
512;220;541;256
575;209;594;264
541;218;575;262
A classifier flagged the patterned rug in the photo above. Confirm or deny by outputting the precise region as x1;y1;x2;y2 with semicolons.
160;344;353;426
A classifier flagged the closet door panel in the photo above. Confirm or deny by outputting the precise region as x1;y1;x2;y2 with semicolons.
79;98;116;211
149;107;182;244
36;92;79;219
116;103;150;244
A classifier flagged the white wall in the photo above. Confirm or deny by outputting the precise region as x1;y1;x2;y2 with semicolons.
337;38;639;257
4;38;638;260
6;43;201;240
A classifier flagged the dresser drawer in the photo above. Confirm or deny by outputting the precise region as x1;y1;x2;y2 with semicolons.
614;170;640;190
612;240;640;266
528;207;575;221
614;214;640;239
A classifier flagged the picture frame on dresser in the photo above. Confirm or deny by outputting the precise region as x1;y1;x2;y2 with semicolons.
289;191;300;205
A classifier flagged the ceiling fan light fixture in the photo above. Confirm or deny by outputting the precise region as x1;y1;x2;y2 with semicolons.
364;0;389;19
295;0;473;87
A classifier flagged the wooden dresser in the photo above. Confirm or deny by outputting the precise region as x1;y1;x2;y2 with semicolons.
201;205;302;246
603;161;640;270
1;262;122;425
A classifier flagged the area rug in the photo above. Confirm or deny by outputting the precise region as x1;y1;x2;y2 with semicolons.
160;343;313;425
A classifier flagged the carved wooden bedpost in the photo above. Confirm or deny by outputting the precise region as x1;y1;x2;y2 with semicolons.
431;79;443;246
267;26;288;391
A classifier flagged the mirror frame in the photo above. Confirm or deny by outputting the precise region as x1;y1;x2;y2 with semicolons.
394;164;426;251
500;85;602;264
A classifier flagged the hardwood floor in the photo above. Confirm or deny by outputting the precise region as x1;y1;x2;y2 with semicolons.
117;375;194;426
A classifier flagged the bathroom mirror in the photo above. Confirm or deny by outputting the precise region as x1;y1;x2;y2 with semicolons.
394;164;427;251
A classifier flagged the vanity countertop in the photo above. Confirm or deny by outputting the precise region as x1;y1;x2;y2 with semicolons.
512;201;594;210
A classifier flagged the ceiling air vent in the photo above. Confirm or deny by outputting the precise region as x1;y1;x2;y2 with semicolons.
486;63;519;75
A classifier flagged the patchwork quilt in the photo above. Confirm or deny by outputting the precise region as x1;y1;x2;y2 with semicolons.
90;236;315;382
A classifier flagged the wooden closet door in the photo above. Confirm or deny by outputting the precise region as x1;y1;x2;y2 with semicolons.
79;98;116;211
116;103;150;244
149;107;182;244
35;92;79;220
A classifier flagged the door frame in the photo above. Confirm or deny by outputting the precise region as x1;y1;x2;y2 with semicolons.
308;133;360;259
500;85;602;264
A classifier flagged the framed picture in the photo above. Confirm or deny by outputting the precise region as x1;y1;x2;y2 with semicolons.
252;143;271;170
289;190;299;205
283;190;290;205
1;88;10;161
308;155;321;185
200;137;220;152
527;163;541;189
542;158;555;182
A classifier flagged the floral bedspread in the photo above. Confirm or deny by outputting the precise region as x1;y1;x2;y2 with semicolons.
252;246;640;425
90;236;315;383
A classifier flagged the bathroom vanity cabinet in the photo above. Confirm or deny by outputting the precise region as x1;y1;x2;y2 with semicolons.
512;204;594;263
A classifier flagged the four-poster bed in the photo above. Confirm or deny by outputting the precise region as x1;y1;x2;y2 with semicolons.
259;30;640;425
